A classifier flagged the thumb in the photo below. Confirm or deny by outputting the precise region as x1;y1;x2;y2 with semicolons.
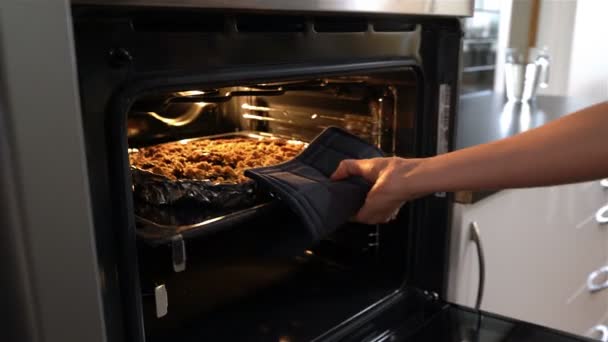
331;159;365;181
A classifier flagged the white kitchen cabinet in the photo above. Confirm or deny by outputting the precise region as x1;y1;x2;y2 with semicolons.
448;180;608;337
586;311;608;341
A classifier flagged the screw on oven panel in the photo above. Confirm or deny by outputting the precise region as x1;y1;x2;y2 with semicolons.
108;48;133;68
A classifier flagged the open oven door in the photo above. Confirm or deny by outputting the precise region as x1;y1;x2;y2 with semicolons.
316;288;595;342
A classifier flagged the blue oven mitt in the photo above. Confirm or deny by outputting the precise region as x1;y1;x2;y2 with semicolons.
244;127;384;241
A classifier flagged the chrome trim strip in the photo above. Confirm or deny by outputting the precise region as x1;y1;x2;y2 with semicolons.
72;0;474;17
469;222;485;310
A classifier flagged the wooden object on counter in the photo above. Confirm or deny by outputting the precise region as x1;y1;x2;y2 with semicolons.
455;190;474;204
526;0;541;60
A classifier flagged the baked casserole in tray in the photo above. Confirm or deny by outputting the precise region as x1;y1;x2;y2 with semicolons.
129;132;307;240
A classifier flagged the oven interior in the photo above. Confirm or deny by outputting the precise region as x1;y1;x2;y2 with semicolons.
128;69;420;341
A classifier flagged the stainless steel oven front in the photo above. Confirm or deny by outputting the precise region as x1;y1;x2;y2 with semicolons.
6;2;589;342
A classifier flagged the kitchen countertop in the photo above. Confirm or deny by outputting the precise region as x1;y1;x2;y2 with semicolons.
453;92;605;203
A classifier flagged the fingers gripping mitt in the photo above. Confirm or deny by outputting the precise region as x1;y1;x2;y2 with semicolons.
245;127;384;241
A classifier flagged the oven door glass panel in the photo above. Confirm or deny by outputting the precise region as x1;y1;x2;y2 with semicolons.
139;211;406;341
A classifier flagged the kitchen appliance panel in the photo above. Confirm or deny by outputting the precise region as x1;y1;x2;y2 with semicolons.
71;8;460;339
4;2;591;342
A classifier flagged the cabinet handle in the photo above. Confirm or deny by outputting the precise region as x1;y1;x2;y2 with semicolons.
589;325;608;342
587;266;608;292
601;179;608;188
597;205;608;224
470;222;485;310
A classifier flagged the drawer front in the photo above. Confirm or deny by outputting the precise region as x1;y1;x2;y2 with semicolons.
565;270;608;336
585;309;608;341
449;180;608;338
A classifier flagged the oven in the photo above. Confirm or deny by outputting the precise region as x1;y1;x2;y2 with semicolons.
0;1;596;342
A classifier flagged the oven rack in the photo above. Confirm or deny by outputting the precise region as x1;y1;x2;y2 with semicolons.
136;201;279;272
168;78;367;104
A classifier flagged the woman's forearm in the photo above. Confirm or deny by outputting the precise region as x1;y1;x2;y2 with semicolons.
409;101;608;194
331;101;608;223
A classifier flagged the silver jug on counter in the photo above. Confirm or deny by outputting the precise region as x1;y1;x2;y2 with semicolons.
504;48;550;102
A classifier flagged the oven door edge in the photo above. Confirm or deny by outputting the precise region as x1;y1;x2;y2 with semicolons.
311;288;593;342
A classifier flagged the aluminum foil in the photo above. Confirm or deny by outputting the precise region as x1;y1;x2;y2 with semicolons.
131;166;258;208
129;131;306;208
130;132;307;245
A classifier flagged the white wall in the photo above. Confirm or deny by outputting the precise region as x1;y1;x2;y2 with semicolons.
535;0;577;96
497;0;608;99
567;0;608;99
494;0;542;93
508;0;533;50
493;0;514;92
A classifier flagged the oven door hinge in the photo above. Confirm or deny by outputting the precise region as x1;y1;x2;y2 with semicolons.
154;284;168;318
171;234;187;272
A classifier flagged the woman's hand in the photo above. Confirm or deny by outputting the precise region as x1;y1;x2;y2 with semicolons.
331;157;428;224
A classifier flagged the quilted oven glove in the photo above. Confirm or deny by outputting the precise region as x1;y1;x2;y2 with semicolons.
245;127;384;241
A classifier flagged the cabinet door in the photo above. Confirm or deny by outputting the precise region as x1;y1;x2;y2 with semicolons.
448;180;608;337
584;310;608;341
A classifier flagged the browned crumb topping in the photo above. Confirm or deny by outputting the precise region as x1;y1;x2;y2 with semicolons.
129;138;305;183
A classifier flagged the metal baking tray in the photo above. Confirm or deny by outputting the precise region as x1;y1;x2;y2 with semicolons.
130;131;307;246
135;200;278;245
129;131;306;207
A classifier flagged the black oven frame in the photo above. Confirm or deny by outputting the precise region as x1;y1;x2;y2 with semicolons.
72;7;461;341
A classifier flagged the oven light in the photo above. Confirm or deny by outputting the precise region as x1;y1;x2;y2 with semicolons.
304;250;314;256
311;113;318;119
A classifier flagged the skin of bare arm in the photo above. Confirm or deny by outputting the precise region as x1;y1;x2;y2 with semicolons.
331;101;608;224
